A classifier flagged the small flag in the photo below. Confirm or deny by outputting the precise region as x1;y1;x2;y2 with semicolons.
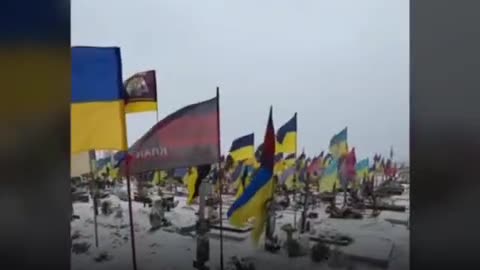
319;158;340;193
229;133;255;162
276;113;297;154
124;70;158;114
329;127;348;159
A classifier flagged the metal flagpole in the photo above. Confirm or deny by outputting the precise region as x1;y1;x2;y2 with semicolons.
193;88;221;270
122;106;139;270
293;113;298;230
110;151;115;179
298;113;309;233
88;150;99;248
216;86;225;270
125;154;138;270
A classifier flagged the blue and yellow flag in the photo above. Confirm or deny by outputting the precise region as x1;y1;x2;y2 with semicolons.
356;158;369;180
228;107;276;244
329;127;348;159
276;113;297;154
71;47;128;154
352;158;369;189
229;133;255;162
319;158;340;193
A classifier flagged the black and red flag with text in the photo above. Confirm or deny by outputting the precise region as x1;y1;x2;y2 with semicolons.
118;96;219;174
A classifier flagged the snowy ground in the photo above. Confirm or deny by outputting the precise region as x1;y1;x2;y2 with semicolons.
71;186;409;270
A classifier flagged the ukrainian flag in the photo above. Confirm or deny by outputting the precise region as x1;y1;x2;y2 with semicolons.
229;133;255;162
276;113;297;154
71;47;127;154
319;158;340;193
228;107;276;244
329;127;348;159
353;158;369;189
356;158;369;179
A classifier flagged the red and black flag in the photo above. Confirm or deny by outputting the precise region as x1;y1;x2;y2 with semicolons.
124;70;158;114
119;96;219;174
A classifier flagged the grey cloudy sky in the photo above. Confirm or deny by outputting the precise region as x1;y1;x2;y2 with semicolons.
72;0;409;163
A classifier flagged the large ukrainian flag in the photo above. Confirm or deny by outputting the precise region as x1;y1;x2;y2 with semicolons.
319;158;340;193
229;133;255;162
329;127;348;159
71;47;127;154
276;113;297;154
228;107;275;244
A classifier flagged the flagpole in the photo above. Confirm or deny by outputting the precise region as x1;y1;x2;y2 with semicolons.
216;86;225;270
294;112;299;231
125;154;138;270
88;150;99;248
155;105;163;191
110;151;115;182
265;106;278;251
122;112;138;270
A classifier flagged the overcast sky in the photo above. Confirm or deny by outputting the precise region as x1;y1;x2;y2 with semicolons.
72;0;409;163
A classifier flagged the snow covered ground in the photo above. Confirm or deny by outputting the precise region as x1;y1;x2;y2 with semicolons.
71;188;409;270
